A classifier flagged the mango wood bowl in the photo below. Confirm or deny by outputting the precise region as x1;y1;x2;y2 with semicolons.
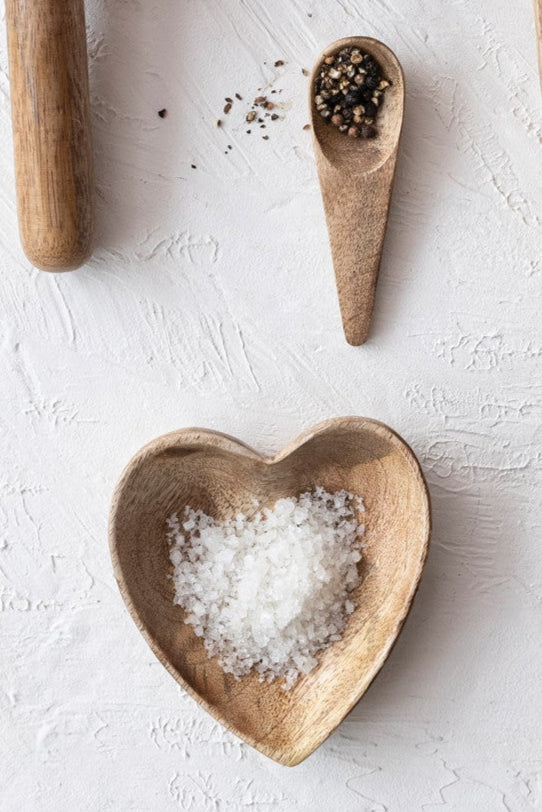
109;417;430;766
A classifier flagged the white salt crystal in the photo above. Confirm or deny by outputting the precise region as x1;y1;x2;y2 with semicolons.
167;488;365;689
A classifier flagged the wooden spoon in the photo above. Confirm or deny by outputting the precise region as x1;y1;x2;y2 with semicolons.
311;38;404;345
5;0;95;271
109;417;430;766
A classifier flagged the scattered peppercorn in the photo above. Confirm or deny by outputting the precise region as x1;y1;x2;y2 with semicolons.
191;164;196;169
274;60;285;67
158;109;167;118
303;123;311;130
313;46;390;139
302;68;309;76
217;72;286;141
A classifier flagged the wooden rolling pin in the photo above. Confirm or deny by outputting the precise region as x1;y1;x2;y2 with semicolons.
5;0;94;271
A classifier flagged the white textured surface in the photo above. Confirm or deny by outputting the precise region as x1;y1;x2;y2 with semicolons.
1;1;542;809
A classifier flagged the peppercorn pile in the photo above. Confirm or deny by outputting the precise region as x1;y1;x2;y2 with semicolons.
314;46;390;139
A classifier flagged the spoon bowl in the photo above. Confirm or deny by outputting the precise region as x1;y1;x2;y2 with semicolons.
109;417;429;766
311;38;405;345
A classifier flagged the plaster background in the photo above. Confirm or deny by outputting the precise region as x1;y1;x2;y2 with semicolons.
1;1;542;809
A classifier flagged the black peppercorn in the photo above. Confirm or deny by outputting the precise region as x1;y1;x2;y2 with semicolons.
343;91;359;106
360;123;376;138
313;46;390;138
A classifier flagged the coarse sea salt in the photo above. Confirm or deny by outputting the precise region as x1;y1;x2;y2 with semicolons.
167;487;365;689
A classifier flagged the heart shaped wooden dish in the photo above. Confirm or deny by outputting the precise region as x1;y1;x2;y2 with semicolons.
109;417;430;766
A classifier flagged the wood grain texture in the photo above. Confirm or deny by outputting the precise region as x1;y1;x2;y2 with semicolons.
109;417;430;766
311;38;404;346
534;0;542;94
5;0;95;271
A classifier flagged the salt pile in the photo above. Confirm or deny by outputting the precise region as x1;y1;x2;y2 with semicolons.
167;487;365;688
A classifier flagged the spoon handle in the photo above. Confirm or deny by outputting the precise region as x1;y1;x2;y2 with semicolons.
5;0;94;271
318;154;398;346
